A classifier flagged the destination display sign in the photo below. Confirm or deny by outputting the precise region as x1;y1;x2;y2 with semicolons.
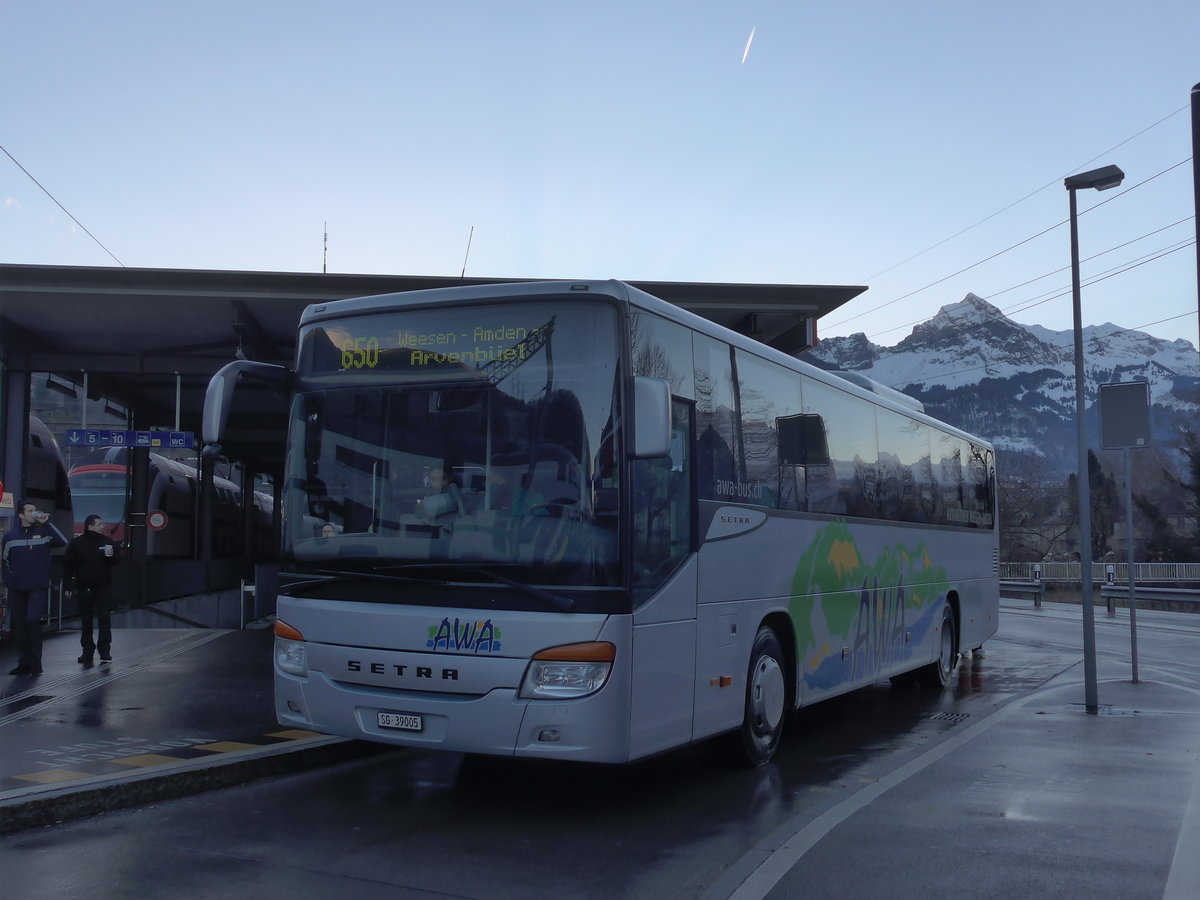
66;429;195;449
338;324;535;371
299;302;573;378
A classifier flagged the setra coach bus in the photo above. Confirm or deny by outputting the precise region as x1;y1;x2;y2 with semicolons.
203;280;998;765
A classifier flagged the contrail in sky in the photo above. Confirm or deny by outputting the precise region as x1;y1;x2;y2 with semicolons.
742;27;755;64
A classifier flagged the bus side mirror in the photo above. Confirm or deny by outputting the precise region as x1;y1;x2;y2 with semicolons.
203;360;292;450
630;376;671;459
778;414;830;467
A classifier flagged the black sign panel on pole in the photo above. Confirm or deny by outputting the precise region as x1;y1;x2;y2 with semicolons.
1099;381;1151;450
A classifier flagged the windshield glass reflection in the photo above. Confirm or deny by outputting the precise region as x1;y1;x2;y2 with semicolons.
283;301;621;590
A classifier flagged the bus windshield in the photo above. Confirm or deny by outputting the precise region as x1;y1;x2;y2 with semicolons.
282;300;622;593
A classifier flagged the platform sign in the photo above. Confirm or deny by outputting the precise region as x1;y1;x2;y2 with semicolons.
1099;380;1151;680
1099;382;1151;450
66;429;122;446
66;429;194;449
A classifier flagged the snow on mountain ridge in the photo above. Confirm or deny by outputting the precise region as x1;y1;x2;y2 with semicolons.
802;293;1199;477
813;293;1196;394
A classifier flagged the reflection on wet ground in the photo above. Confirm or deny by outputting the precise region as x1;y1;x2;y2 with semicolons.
13;606;1183;900
290;636;1082;898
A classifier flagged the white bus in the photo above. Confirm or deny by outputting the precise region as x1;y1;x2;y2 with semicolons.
204;280;998;765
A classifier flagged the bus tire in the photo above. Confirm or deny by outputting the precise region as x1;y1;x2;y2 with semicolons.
732;626;787;766
914;603;957;689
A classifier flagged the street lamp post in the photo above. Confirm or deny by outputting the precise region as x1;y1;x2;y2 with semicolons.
1064;163;1124;714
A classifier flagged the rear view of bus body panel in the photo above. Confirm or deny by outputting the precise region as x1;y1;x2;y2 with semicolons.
274;594;636;762
956;530;1000;653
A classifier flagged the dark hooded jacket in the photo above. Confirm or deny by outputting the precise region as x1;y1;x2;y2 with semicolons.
1;520;68;591
63;529;122;588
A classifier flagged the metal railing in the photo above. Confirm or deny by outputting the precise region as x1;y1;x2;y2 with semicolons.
999;579;1045;607
1000;562;1200;584
1099;584;1200;606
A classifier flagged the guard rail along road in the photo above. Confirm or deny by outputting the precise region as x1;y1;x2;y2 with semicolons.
1000;562;1200;584
1000;579;1199;612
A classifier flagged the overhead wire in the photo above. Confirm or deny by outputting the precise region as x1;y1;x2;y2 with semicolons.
999;238;1195;323
914;239;1193;341
846;242;1199;389
811;218;1198;388
854;104;1189;283
982;216;1194;304
861;217;1195;341
0;143;125;267
810;107;1200;391
827;157;1192;333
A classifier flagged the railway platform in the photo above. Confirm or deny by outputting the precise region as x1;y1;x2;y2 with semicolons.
0;617;380;834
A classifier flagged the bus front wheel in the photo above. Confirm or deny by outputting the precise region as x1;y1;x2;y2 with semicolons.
732;626;787;766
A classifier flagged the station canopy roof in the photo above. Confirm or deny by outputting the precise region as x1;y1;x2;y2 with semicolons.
0;263;864;473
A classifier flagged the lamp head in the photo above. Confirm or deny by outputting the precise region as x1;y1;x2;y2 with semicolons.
1064;164;1124;192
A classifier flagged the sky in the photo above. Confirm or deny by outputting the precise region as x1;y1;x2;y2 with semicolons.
3;1;1198;351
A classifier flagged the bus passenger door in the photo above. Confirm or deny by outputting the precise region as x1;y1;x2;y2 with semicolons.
630;569;698;759
629;400;697;759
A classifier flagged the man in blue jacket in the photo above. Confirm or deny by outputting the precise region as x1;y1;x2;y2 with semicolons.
3;500;68;676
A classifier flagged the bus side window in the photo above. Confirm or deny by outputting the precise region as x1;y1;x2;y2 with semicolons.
777;413;829;512
777;414;829;467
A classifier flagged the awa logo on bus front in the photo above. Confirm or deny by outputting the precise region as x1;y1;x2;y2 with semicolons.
427;617;503;654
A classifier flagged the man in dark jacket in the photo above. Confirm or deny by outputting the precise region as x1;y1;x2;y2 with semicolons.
2;500;68;676
63;514;122;665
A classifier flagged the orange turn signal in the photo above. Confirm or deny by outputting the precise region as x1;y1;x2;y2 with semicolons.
531;641;615;662
274;619;305;641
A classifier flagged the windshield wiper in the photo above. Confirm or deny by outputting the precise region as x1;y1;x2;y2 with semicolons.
471;566;575;612
311;567;449;585
372;563;575;612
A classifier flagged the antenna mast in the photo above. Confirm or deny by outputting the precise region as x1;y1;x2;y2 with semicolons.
323;221;328;274
460;225;474;279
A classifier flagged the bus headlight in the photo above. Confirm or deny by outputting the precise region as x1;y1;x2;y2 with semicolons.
520;642;615;699
275;639;308;676
274;619;308;676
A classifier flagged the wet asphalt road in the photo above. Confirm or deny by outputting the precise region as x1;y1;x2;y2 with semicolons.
3;602;1198;899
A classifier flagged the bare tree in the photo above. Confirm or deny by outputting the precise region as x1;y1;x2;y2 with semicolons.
998;453;1074;561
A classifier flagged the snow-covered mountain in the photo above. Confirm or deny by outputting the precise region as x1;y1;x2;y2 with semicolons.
803;294;1200;475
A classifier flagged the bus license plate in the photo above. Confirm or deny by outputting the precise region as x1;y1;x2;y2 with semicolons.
377;711;423;732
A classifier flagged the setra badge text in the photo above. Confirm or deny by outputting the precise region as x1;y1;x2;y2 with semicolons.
347;661;459;680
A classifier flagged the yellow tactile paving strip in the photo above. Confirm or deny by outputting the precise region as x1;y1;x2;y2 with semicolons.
194;742;261;753
111;754;184;767
13;769;93;785
5;729;326;789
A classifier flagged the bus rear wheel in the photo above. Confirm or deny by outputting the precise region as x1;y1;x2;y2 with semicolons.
914;603;957;689
731;626;787;766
